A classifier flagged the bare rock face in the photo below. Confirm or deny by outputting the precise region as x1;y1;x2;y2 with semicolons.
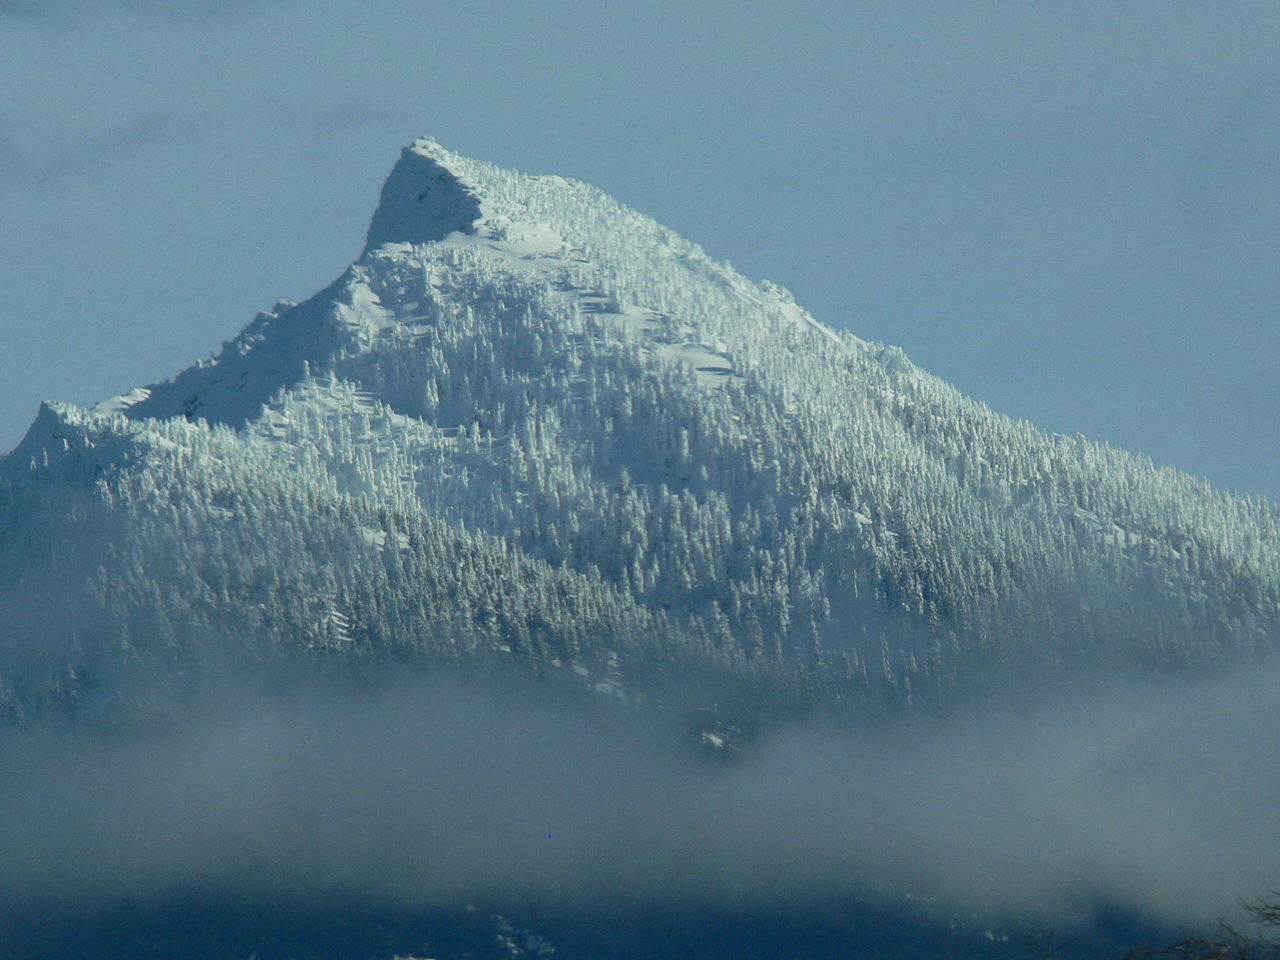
363;137;486;252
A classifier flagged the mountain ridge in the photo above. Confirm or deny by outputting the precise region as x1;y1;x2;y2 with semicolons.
1;136;1277;724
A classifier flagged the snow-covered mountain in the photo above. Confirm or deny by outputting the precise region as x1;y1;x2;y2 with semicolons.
2;137;1277;723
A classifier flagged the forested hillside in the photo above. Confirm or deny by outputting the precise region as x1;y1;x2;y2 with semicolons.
2;138;1276;722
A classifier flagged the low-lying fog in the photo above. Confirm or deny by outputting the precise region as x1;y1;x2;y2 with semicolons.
2;660;1278;931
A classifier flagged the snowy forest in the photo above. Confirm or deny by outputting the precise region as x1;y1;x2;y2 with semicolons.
1;138;1277;725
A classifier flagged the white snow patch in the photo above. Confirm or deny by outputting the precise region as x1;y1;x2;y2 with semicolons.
92;388;152;415
335;276;396;339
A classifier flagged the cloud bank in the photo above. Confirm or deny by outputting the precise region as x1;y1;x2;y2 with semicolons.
1;662;1278;931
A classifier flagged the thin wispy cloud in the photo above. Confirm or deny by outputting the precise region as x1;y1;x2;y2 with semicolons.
0;0;264;26
256;100;413;139
0;101;402;190
0;112;182;187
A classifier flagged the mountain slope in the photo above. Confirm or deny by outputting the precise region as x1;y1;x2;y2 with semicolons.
2;137;1277;722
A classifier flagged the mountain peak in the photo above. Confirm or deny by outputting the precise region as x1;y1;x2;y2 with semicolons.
12;135;1276;734
363;137;486;254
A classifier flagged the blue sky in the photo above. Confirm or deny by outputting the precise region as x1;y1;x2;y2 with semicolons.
1;2;1278;500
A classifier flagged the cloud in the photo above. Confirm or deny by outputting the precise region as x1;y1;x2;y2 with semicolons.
0;100;408;190
1181;72;1280;235
256;100;413;139
0;0;262;26
1;663;1278;933
0;112;182;187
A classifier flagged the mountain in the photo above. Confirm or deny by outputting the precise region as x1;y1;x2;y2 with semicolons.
1;136;1278;724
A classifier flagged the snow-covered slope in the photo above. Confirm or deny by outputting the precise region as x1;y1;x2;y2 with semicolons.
2;137;1278;722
